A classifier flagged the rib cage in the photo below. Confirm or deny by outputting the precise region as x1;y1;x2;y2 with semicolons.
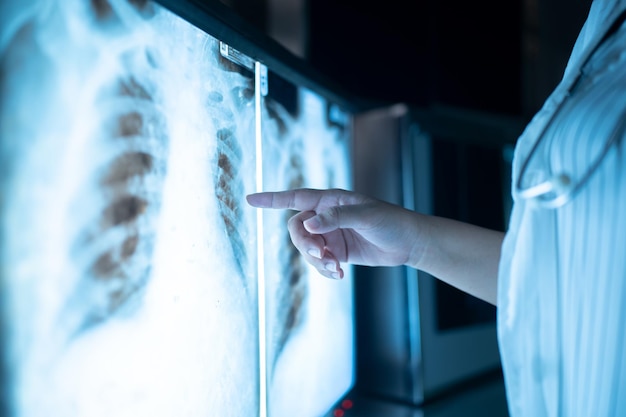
263;99;309;370
90;0;154;20
85;78;166;328
214;120;247;279
209;58;255;283
2;0;356;414
61;1;169;333
1;1;264;415
278;168;307;359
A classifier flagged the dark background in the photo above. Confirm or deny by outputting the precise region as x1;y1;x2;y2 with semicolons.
221;0;592;121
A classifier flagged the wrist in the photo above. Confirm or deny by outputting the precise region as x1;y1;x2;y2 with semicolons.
404;211;431;271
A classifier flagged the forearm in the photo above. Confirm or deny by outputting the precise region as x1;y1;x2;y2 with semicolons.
408;213;504;306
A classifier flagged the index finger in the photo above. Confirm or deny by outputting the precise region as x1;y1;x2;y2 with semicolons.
246;188;354;211
245;188;323;210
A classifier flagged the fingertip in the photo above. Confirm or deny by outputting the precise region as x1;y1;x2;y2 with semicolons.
246;192;268;207
337;268;344;279
303;216;320;232
307;247;322;259
324;261;338;273
321;253;343;279
319;269;341;280
245;193;257;205
335;264;345;279
329;269;343;280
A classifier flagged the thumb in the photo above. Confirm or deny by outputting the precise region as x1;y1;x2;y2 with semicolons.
303;204;369;234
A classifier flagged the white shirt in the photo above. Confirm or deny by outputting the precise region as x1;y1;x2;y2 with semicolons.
498;1;626;416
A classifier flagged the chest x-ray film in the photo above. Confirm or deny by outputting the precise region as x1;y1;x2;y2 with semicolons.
0;1;354;417
261;70;354;417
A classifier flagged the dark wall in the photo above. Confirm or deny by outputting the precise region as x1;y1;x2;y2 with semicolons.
308;1;523;114
216;0;592;119
521;0;591;116
218;0;267;32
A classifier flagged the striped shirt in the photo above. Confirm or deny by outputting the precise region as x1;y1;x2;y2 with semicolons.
498;1;626;415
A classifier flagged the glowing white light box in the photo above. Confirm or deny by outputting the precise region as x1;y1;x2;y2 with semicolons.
0;1;354;416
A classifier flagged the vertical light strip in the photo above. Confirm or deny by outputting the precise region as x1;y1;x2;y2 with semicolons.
254;61;267;417
401;121;424;403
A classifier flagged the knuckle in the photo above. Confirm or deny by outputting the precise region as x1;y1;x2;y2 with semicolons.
287;214;298;228
326;206;341;223
287;191;297;209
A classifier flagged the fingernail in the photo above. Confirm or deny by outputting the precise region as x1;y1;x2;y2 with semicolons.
307;248;321;259
331;272;340;279
304;217;320;231
324;262;337;272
